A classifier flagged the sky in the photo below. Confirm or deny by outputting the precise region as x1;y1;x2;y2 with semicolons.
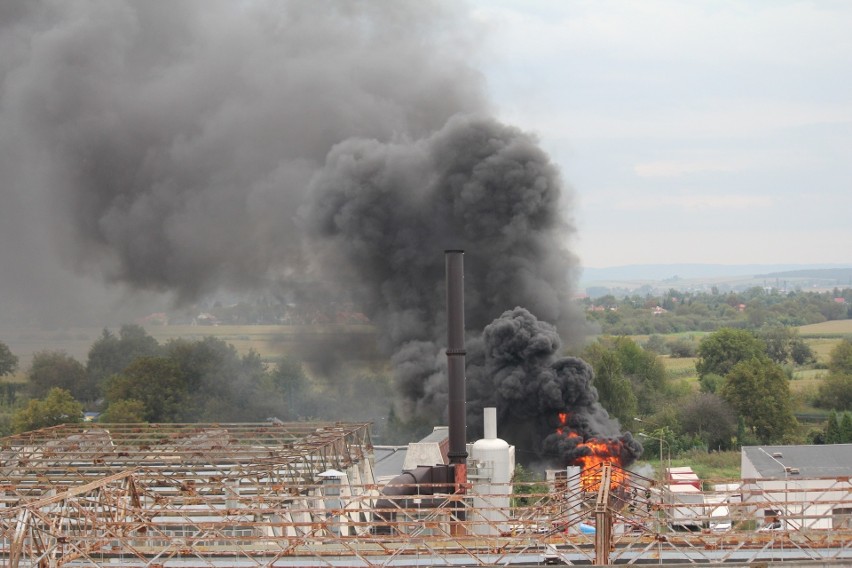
469;0;852;268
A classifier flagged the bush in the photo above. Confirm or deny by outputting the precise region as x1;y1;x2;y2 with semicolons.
699;373;724;394
11;388;83;433
643;335;669;355
815;373;852;411
668;338;697;358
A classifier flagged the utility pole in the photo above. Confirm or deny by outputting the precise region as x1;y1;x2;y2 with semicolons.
635;418;671;481
758;447;789;530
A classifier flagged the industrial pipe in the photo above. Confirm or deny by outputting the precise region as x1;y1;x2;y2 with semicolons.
445;250;467;486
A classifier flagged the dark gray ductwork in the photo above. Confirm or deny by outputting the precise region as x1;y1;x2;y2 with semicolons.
372;251;469;534
372;464;457;534
445;250;468;481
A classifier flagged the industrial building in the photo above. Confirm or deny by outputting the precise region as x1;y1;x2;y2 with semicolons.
742;444;852;479
740;444;852;531
1;421;851;566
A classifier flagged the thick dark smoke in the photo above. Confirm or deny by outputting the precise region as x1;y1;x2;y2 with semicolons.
466;307;642;467
0;0;484;323
306;114;589;423
0;1;634;460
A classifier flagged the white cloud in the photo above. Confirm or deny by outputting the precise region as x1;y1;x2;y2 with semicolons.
472;0;852;68
501;99;852;143
471;0;852;266
614;193;772;212
575;225;850;268
633;159;746;178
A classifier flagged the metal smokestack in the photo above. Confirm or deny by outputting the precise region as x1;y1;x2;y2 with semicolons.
445;250;467;485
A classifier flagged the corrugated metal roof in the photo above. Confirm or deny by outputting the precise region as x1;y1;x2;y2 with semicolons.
373;446;408;479
418;426;449;444
742;444;852;478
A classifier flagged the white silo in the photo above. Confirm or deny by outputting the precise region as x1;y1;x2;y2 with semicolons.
470;407;514;535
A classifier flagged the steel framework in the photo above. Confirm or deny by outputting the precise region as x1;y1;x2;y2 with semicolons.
1;424;851;567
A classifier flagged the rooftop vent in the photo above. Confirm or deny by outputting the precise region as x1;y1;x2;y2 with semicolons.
771;452;783;458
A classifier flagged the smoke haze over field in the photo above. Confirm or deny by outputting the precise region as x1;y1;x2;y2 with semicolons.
0;0;485;323
0;1;626;457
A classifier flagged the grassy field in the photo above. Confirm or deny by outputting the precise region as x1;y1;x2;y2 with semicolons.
635;449;741;484
0;324;381;371
661;356;698;380
798;319;852;337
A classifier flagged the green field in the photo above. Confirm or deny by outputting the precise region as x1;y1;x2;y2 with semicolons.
0;324;381;371
635;449;741;484
661;356;698;380
798;319;852;337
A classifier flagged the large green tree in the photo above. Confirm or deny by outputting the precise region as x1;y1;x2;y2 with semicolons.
583;336;666;416
721;358;797;444
816;373;852;411
105;357;187;422
0;341;18;377
695;328;766;378
86;325;161;389
610;336;666;414
828;339;852;375
99;399;147;423
758;325;813;365
270;355;314;420
12;388;83;433
581;341;637;425
677;393;737;450
165;337;272;421
28;350;96;402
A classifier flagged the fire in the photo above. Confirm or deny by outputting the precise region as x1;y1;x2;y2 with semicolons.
556;412;581;438
573;439;626;491
554;412;626;491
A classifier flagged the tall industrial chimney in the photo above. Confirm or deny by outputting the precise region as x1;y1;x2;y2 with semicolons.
445;250;467;487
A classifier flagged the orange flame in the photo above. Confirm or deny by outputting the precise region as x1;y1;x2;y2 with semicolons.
555;413;625;491
573;439;626;491
556;412;568;434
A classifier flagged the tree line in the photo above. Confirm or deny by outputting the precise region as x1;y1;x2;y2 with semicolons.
583;329;852;455
2;323;851;456
584;287;852;335
0;325;393;435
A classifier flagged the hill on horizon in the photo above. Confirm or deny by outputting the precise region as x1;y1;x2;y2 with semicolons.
580;263;852;284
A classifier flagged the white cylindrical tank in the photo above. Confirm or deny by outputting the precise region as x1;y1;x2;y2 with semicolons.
470;407;514;535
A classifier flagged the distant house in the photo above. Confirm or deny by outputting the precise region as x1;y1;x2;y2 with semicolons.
587;304;618;312
652;306;668;316
138;312;168;326
335;311;371;324
194;312;221;326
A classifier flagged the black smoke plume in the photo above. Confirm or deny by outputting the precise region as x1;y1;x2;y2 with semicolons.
306;114;590;424
467;307;642;467
0;1;636;458
0;0;485;323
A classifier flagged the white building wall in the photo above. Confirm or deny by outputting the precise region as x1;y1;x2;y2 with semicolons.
741;478;852;530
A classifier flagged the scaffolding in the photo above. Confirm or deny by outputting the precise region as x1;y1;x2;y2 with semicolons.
1;424;851;566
